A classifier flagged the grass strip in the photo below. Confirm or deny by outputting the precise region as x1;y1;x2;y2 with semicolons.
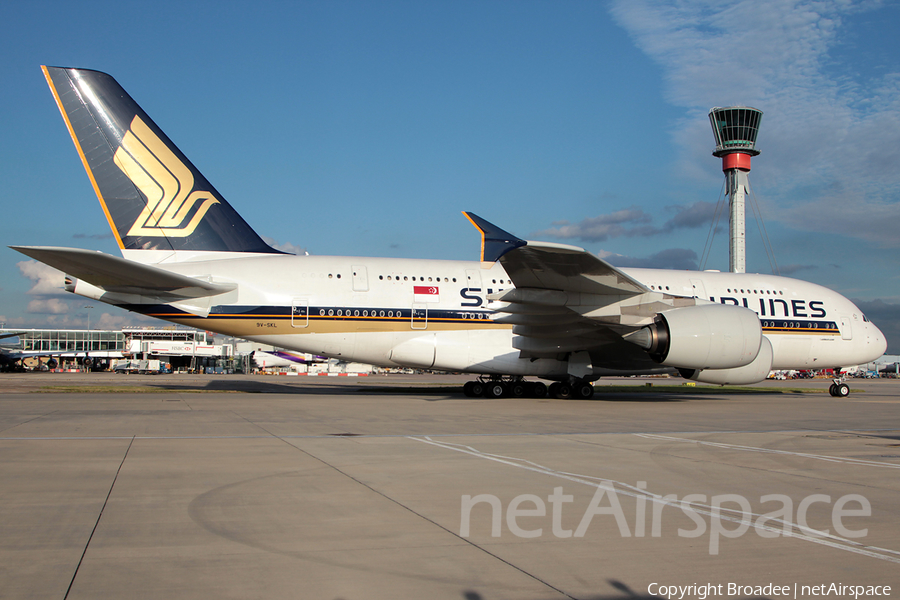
36;386;233;393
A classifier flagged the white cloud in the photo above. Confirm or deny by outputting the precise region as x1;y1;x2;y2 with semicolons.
27;298;70;314
17;260;66;295
94;312;157;330
8;310;160;331
610;0;900;246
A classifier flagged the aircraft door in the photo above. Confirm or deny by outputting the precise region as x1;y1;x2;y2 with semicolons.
411;303;428;330
291;298;309;328
840;316;853;340
690;279;707;300
466;269;482;290
352;266;368;292
465;269;483;308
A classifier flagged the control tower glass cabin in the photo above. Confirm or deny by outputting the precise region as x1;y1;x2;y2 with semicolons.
709;107;762;158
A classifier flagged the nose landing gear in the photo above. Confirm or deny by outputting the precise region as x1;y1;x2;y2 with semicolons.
829;377;850;397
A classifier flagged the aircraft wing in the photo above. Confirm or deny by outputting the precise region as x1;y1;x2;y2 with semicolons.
463;212;648;295
10;246;235;300
463;212;653;300
463;213;691;364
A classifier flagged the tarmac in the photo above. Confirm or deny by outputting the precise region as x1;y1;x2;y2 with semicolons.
0;372;898;600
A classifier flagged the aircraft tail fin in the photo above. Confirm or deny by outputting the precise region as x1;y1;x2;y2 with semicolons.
41;66;280;258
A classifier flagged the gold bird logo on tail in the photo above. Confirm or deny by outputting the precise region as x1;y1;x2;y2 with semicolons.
114;116;218;237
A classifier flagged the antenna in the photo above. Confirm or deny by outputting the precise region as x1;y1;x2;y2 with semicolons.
708;107;763;273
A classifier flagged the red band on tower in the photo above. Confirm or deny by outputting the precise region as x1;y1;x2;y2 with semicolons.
722;152;752;172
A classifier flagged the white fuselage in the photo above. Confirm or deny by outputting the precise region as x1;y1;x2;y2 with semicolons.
105;252;886;379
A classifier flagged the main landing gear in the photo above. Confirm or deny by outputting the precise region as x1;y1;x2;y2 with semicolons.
462;377;594;399
463;377;546;398
548;380;595;400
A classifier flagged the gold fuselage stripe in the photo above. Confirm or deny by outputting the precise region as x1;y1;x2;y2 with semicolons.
137;307;840;340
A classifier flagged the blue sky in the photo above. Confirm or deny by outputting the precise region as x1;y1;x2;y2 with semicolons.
2;0;899;351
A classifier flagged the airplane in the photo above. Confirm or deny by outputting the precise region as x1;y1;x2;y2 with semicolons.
0;328;116;371
0;331;67;371
250;350;328;370
0;332;29;371
10;66;887;398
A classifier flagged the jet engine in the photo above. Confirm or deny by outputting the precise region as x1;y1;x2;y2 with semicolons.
678;336;773;385
626;304;762;370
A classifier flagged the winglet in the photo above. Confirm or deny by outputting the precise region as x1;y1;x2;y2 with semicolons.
462;212;527;262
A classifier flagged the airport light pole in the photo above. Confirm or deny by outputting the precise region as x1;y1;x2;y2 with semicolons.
83;305;95;371
709;107;763;273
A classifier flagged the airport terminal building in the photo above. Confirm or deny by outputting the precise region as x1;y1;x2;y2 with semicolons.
2;327;236;373
1;327;375;375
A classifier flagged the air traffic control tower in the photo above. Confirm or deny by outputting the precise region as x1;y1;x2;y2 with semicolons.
709;106;763;273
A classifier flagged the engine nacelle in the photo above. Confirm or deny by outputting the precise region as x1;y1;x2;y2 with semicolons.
678;336;773;385
630;304;762;370
65;276;106;301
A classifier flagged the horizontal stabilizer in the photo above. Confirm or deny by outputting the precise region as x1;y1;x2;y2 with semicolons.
10;246;234;299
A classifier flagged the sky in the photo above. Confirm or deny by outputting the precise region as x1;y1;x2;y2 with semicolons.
1;0;899;351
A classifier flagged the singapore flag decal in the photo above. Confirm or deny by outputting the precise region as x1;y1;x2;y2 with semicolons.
413;285;440;303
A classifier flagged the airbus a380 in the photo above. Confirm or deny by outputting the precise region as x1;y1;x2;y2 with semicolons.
12;67;886;398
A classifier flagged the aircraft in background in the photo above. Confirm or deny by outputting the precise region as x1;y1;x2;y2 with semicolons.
250;350;327;370
11;66;886;398
0;332;28;371
0;332;60;371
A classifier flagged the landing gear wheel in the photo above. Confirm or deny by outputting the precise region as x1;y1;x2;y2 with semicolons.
465;378;553;399
484;382;506;398
829;377;850;397
574;382;594;399
555;383;573;399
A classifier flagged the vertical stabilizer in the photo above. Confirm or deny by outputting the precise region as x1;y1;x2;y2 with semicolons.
42;66;279;257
